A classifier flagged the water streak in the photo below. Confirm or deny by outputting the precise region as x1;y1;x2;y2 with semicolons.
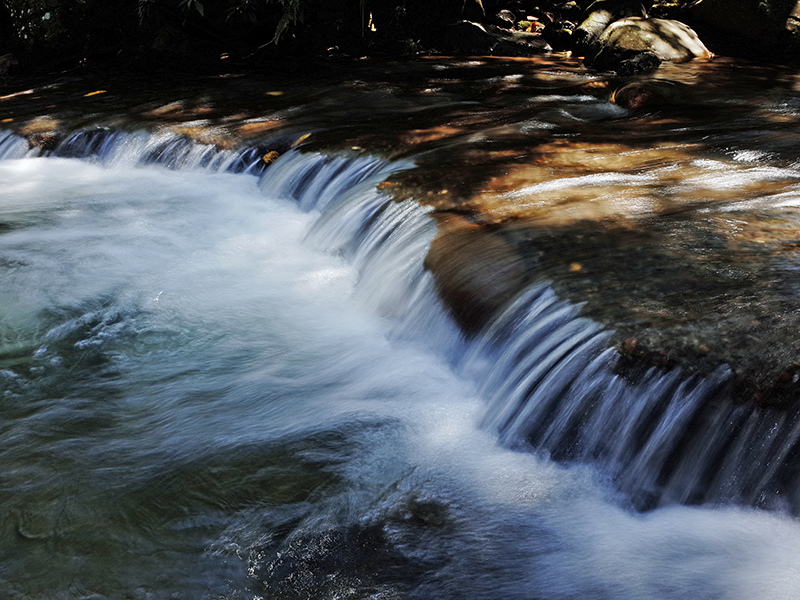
2;128;800;598
4;127;800;515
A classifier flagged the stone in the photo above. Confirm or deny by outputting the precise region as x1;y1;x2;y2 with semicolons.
790;0;800;31
610;80;683;109
585;17;710;73
574;0;647;48
440;21;552;56
616;50;662;75
597;17;712;62
543;20;577;50
494;9;517;29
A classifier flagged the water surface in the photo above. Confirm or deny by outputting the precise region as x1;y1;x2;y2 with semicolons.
1;149;800;599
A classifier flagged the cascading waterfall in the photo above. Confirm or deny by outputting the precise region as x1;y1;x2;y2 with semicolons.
0;130;29;159
2;127;799;515
3;126;800;599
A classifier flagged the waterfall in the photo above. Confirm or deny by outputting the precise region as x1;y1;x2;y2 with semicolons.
0;130;29;159
2;126;798;516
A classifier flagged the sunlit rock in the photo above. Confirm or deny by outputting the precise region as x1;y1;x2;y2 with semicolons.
574;0;647;49
597;17;712;62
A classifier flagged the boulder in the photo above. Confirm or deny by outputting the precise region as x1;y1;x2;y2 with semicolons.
587;17;711;72
574;0;647;48
441;21;552;56
492;9;517;29
598;17;711;61
543;20;578;50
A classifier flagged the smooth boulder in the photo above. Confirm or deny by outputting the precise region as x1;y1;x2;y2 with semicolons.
574;0;647;48
584;17;710;73
598;17;712;62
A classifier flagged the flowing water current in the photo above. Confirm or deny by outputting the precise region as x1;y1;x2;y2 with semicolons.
1;130;800;599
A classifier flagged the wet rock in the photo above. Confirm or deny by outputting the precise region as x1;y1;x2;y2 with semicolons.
493;9;517;29
574;0;648;49
790;0;800;31
610;79;683;109
424;214;528;335
441;21;552;56
599;17;711;61
615;50;662;75
587;17;710;72
25;131;61;153
574;7;616;48
543;20;578;50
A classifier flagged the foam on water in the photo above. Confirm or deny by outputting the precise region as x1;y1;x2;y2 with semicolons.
1;135;800;598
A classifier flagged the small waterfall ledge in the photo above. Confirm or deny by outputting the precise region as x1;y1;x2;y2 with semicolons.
2;127;799;515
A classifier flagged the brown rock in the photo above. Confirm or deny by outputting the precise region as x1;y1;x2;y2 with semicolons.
424;214;528;335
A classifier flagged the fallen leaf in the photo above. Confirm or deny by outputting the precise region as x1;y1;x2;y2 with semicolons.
262;150;280;165
291;133;312;147
83;90;107;97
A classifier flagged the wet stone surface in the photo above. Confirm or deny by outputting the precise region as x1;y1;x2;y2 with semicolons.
3;56;800;405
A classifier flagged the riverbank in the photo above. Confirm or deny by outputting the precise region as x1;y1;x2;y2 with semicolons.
1;0;799;77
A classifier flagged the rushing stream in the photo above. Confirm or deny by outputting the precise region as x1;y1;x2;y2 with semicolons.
1;129;799;600
3;54;800;598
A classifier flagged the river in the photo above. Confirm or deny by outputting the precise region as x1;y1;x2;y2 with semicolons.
2;56;800;599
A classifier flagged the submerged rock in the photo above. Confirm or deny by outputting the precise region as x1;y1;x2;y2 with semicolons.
610;79;683;109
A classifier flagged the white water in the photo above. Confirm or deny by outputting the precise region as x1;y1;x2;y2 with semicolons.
1;140;800;599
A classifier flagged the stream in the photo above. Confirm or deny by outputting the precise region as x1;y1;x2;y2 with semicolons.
2;56;800;599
